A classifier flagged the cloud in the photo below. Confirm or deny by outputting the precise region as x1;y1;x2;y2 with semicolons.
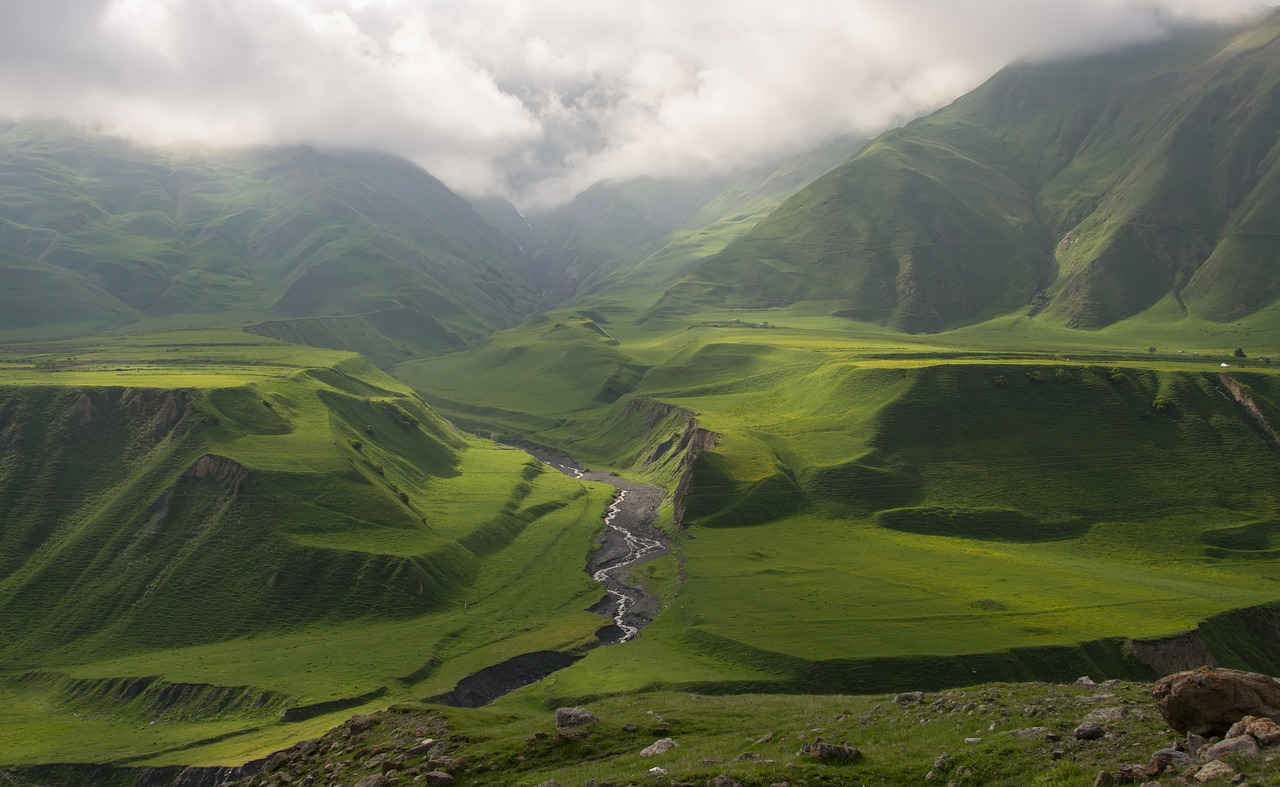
0;0;1269;210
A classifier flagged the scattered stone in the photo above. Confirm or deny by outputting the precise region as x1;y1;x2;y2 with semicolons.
1052;749;1064;759
379;757;402;774
264;753;291;773
353;777;387;787
1194;760;1236;783
1085;707;1128;723
964;737;981;744
555;727;587;742
1188;733;1209;753
754;732;774;745
555;707;599;728
534;781;561;787
1153;668;1280;736
1115;760;1163;782
1200;735;1261;762
707;775;742;787
1009;727;1051;738
799;741;860;760
406;738;443;757
1230;775;1248;785
1152;747;1197;770
895;691;925;705
1092;771;1113;786
640;738;678;757
1226;715;1280;746
421;773;453;787
622;723;638;733
1075;722;1105;741
1078;676;1096;688
648;767;668;776
731;752;760;762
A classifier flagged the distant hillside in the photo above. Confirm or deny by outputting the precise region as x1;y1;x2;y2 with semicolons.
0;123;540;361
524;137;865;305
652;12;1280;332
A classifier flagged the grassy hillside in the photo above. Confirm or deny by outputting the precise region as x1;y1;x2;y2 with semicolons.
0;122;540;359
651;12;1280;332
0;331;615;766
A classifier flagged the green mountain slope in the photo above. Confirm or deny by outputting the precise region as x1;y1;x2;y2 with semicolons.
653;13;1280;331
0;122;540;359
524;137;865;307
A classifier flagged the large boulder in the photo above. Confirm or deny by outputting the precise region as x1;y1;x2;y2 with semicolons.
1152;667;1280;736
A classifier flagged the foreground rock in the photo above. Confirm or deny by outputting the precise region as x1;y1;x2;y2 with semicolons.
640;738;679;757
799;741;860;761
554;707;599;728
1153;667;1280;735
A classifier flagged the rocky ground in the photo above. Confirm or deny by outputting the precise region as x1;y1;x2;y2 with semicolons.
196;669;1280;787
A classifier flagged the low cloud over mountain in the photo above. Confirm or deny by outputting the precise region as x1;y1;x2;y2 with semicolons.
0;0;1267;208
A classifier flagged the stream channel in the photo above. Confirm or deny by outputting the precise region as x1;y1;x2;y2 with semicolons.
436;446;668;707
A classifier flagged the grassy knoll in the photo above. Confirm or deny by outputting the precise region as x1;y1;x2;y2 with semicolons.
0;331;617;767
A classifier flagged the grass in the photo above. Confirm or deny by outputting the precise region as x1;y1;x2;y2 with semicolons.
0;331;616;767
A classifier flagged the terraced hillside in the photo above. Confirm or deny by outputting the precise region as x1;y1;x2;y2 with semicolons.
0;332;614;767
0;122;539;363
651;12;1280;331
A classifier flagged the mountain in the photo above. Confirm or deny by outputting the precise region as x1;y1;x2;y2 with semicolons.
523;136;865;306
651;13;1280;332
0;122;540;363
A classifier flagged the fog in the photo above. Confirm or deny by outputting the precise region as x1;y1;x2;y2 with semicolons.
0;0;1268;209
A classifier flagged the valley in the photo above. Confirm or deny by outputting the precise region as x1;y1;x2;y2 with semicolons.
4;8;1280;785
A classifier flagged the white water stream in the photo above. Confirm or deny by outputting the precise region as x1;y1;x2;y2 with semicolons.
552;462;664;642
591;489;665;641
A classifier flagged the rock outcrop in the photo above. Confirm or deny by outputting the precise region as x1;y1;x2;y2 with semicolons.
1153;667;1280;736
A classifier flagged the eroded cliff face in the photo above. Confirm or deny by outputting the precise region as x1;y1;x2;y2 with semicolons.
1127;631;1219;676
1126;605;1280;678
613;397;717;526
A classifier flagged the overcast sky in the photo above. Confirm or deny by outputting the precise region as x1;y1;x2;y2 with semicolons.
0;1;1269;210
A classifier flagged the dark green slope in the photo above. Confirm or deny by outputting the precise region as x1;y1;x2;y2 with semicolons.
0;123;540;357
0;248;141;334
653;13;1280;331
525;177;736;301
0;378;459;663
